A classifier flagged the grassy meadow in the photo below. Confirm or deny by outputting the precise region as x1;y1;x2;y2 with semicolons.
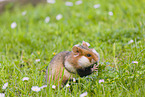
0;0;145;96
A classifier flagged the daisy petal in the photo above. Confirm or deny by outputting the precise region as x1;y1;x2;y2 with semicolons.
22;11;27;16
75;1;82;5
66;84;70;87
128;39;134;44
47;0;55;4
35;59;40;62
108;12;113;16
132;61;138;64
22;77;29;81
56;14;63;20
11;22;17;29
31;86;41;92
45;16;50;23
2;82;8;90
94;4;100;8
52;85;56;89
99;79;104;83
73;78;76;82
80;92;88;97
0;93;5;97
40;85;47;89
65;2;73;6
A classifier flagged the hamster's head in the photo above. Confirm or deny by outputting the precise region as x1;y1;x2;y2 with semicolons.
71;41;99;76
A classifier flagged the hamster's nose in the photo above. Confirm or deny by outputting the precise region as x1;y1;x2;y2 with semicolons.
91;59;98;64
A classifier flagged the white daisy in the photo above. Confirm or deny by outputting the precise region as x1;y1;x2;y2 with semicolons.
73;78;76;82
52;85;56;89
99;79;104;83
22;11;27;16
132;61;138;64
2;82;8;89
0;93;5;97
22;77;29;81
128;39;134;44
35;59;40;62
31;86;41;92
66;84;70;87
40;85;47;89
108;11;113;16
94;4;100;8
47;0;55;4
45;16;50;23
11;22;17;29
56;14;63;20
80;92;88;97
65;2;73;6
75;1;82;5
31;53;34;56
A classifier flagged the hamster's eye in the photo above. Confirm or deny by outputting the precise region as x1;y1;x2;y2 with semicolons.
87;54;91;57
76;50;79;53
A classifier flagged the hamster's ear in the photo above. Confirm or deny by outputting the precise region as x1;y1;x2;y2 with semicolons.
72;45;82;57
82;41;90;47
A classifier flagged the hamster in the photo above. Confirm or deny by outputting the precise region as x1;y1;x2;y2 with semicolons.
46;41;99;86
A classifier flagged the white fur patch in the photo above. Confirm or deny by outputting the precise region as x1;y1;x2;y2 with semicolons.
78;56;91;68
64;61;76;73
92;49;100;62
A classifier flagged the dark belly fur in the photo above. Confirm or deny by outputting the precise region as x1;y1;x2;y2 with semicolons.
76;62;97;77
77;67;92;77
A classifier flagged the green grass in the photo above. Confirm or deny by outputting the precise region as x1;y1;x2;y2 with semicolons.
0;0;145;96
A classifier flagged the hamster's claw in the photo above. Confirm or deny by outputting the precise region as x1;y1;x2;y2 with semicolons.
91;64;99;71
